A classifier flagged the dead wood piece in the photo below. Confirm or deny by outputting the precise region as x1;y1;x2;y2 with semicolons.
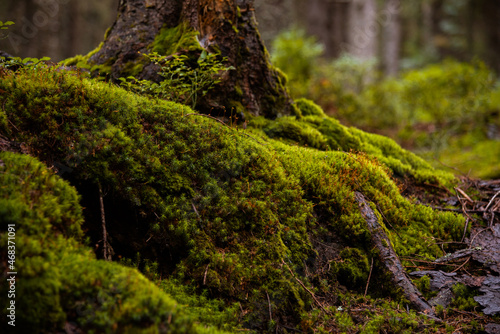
433;248;479;264
428;288;454;308
485;323;500;334
98;183;111;261
474;276;500;316
354;192;436;317
467;224;500;274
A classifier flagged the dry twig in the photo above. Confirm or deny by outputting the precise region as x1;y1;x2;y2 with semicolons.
364;257;374;297
282;259;329;314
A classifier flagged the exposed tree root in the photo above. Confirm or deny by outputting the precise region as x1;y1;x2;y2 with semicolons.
354;192;437;318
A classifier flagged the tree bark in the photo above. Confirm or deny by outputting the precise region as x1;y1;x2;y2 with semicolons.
88;0;293;119
355;192;437;317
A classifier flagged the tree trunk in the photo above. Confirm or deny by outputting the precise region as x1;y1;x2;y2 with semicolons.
304;0;348;59
421;0;434;55
88;0;293;119
482;0;500;73
381;0;401;76
346;0;378;60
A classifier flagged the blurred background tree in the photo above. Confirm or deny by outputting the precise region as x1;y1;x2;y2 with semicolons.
0;0;117;61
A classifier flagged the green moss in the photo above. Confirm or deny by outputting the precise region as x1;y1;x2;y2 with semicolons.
60;42;104;69
263;116;330;150
0;152;232;333
295;97;324;117
0;65;467;331
150;22;201;56
121;58;146;78
233;84;243;97
331;248;370;290
436;138;500;179
450;283;479;311
254;109;456;186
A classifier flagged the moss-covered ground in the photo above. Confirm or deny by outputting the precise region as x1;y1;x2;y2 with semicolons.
0;63;479;332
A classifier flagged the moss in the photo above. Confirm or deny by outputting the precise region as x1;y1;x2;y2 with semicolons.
331;248;370;290
121;58;146;78
0;65;467;331
295;97;324;117
263;116;330;150
436;138;500;179
0;152;232;333
233;84;243;97
150;22;202;56
300;294;433;333
255;109;456;187
60;42;104;69
450;283;479;311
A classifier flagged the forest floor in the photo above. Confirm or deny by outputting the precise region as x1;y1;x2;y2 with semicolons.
401;176;500;332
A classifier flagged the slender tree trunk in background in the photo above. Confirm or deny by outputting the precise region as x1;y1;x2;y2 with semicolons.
254;0;294;47
465;0;475;60
346;0;378;60
431;0;446;59
301;0;348;58
89;0;293;118
0;0;117;60
421;0;434;55
382;0;401;76
483;0;500;73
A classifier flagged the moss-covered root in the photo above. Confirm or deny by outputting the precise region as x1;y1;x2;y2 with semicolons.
355;192;436;318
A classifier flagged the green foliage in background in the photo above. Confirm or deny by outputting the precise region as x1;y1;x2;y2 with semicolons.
271;28;324;97
0;20;14;39
0;55;51;70
270;28;500;178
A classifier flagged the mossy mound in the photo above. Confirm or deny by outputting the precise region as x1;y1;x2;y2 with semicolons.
295;97;324;117
0;152;232;334
252;112;455;186
0;65;466;332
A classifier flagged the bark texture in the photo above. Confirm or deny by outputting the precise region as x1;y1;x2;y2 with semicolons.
355;192;436;316
89;0;292;118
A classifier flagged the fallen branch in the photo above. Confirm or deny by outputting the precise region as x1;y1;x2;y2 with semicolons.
354;192;437;318
484;190;500;212
428;206;499;214
203;263;210;285
433;248;480;264
98;183;110;261
455;187;473;203
266;291;272;322
365;257;374;297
